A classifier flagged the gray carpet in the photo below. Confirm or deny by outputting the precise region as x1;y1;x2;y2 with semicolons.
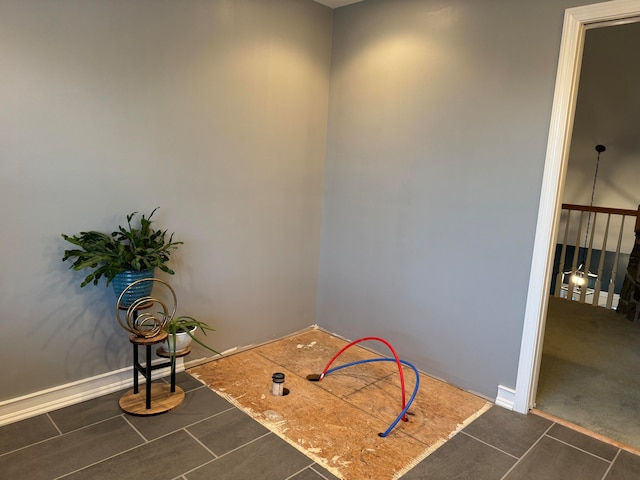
537;296;640;449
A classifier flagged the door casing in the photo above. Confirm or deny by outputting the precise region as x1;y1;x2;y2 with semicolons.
514;0;640;414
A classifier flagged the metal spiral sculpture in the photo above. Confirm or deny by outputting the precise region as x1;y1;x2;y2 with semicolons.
115;278;177;338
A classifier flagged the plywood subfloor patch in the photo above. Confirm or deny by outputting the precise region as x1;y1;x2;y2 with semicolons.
189;330;490;480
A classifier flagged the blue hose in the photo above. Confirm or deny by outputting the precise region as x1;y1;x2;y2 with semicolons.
324;357;420;437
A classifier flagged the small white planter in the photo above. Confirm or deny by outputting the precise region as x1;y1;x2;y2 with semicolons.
163;327;196;354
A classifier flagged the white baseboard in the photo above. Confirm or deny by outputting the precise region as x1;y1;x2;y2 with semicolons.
0;358;184;427
495;385;516;411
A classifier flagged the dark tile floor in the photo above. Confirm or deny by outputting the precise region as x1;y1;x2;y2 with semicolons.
1;372;639;480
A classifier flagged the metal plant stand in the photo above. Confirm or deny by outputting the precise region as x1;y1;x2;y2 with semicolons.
115;279;189;416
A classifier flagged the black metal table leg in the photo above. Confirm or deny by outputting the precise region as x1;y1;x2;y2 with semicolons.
133;343;139;394
145;344;152;409
170;356;176;393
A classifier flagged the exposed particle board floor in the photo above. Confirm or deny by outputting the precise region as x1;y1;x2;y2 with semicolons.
189;329;490;480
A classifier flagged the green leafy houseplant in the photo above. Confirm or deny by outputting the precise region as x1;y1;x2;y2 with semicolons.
163;315;220;355
61;208;183;288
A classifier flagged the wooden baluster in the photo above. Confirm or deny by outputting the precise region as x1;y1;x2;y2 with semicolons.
607;215;627;309
593;214;610;307
555;210;571;298
568;211;585;301
580;212;597;304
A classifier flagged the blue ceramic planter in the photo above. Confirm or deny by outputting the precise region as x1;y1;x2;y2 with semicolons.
112;269;155;307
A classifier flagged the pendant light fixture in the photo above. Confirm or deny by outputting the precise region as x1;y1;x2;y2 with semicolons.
570;144;605;290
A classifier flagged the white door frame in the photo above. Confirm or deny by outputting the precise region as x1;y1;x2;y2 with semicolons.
514;0;640;414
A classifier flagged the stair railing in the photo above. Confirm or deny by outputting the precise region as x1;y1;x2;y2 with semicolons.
554;203;640;309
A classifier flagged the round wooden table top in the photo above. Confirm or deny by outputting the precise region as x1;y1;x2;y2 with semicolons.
129;331;168;345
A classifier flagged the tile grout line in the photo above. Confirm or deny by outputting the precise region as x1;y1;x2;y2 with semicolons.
600;449;622;480
544;433;617;463
57;406;235;480
183;428;219;459
46;412;64;436
309;464;340;480
54;433;149;479
57;401;235;480
2;375;203;457
283;461;322;480
498;423;557;480
121;414;149;443
54;413;232;480
178;405;236;431
178;431;274;477
57;414;124;434
0;414;126;458
460;431;519;460
121;404;237;446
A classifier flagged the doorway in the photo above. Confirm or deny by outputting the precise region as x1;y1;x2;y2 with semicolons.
535;20;640;448
514;0;640;416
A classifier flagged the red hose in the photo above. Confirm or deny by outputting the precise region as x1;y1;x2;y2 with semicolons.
320;336;408;422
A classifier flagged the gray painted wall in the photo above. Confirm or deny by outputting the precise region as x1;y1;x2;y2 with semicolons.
0;0;332;401
318;0;597;399
1;0;611;406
